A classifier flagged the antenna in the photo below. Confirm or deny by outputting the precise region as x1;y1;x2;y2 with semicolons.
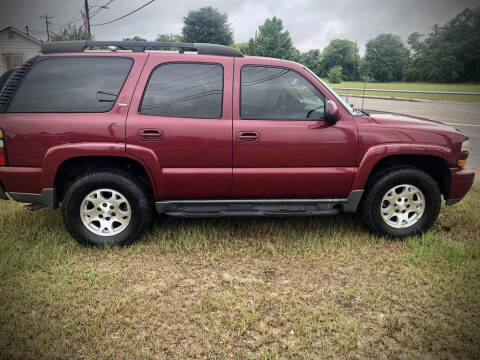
352;40;357;82
362;38;371;111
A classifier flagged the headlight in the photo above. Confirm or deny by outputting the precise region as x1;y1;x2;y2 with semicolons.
461;139;469;152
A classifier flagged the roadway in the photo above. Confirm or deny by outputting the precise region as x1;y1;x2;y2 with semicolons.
349;97;480;168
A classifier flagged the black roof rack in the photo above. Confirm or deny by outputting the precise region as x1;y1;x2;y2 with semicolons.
41;41;244;57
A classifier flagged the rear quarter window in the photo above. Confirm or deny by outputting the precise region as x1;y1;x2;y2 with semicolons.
7;57;133;113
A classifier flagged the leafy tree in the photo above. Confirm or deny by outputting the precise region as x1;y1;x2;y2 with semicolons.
405;7;480;83
51;25;92;41
182;7;233;45
298;49;323;76
327;65;343;83
407;32;424;57
233;43;249;53
322;39;360;80
365;33;409;82
155;34;183;50
244;17;297;60
122;36;147;41
156;34;182;42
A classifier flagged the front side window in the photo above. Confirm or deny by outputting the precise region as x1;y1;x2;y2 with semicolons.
241;66;325;120
140;63;223;118
8;57;133;113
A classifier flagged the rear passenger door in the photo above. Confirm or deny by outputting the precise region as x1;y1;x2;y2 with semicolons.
126;54;233;199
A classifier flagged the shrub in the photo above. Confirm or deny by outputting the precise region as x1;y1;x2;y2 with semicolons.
327;65;343;83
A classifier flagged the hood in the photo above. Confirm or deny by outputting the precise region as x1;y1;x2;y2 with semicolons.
367;111;460;132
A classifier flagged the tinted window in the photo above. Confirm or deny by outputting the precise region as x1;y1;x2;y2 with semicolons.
241;66;325;120
8;57;133;113
140;63;223;118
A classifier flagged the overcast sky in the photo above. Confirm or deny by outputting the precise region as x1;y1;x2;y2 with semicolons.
0;0;478;53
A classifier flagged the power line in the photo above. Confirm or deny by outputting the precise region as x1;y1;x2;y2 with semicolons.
90;0;115;19
91;0;155;27
29;11;84;36
50;0;77;17
48;16;84;33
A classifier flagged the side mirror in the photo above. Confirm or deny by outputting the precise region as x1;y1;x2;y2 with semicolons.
325;100;341;123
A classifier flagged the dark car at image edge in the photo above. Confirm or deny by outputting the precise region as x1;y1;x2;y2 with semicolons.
0;40;474;246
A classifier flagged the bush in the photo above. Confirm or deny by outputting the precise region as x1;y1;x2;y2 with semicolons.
327;66;343;83
403;67;423;82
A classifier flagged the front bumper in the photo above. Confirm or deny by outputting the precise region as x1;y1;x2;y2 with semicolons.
446;167;475;205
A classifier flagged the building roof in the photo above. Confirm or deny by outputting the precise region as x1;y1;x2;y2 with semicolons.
0;26;42;45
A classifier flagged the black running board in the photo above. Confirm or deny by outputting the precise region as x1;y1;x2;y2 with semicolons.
155;191;363;218
164;208;341;218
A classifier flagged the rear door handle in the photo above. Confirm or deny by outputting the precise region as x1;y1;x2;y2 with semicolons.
237;131;260;144
138;129;162;141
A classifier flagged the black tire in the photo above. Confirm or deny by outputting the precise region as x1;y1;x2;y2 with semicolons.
61;170;153;246
359;166;441;238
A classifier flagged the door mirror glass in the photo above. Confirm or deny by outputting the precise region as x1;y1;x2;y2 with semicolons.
325;100;340;123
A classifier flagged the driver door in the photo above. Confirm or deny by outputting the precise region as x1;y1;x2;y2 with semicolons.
232;59;358;198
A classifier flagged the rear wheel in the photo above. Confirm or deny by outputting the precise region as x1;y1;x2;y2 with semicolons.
359;167;441;238
62;170;152;246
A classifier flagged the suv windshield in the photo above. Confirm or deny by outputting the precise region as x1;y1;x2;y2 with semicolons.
302;66;361;115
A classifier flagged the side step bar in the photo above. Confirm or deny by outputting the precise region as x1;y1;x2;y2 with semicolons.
155;191;363;218
164;208;341;218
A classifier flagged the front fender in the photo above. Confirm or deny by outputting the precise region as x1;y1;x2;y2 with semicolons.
352;143;453;190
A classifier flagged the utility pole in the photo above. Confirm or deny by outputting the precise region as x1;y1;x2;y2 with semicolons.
84;0;91;37
40;13;53;41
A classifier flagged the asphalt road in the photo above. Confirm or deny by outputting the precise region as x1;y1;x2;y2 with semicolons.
349;97;480;168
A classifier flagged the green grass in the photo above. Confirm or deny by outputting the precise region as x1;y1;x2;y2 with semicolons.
324;81;480;103
0;177;479;359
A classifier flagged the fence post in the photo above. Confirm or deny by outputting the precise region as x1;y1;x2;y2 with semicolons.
346;89;350;104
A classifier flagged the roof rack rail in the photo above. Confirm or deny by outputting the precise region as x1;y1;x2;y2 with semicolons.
41;41;244;57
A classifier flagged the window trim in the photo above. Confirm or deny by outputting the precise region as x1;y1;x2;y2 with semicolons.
138;61;224;119
7;56;134;114
240;64;327;121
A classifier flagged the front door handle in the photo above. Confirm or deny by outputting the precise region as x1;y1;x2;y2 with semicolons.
237;131;260;144
138;129;162;141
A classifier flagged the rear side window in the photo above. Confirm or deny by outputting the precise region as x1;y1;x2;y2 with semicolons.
140;63;223;118
8;57;133;113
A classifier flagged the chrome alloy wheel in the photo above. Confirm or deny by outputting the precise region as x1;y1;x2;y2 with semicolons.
380;184;425;229
80;189;131;236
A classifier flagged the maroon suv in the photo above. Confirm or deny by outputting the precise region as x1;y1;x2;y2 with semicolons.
0;41;474;246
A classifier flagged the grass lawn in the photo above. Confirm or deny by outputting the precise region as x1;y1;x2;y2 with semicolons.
0;176;479;359
324;81;480;103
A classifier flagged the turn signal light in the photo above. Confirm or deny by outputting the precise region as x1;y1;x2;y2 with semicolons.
0;128;5;166
458;159;467;168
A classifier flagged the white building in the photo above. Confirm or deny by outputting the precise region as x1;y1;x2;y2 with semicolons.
0;26;42;74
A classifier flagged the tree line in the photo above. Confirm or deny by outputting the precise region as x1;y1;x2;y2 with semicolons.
52;6;480;84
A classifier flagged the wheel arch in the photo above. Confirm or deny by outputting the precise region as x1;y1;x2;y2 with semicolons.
41;142;163;204
54;155;158;203
354;151;451;198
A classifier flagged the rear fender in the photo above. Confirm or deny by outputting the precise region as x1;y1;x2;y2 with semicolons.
42;142;163;199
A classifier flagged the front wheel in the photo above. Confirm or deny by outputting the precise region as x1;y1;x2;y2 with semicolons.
359;167;441;238
62;170;153;246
